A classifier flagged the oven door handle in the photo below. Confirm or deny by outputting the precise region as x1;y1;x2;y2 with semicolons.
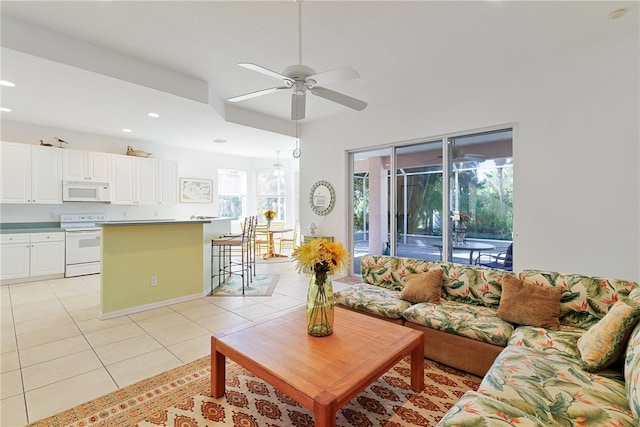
66;230;100;235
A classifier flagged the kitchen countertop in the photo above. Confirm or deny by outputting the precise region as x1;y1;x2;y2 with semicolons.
97;217;235;227
0;222;65;234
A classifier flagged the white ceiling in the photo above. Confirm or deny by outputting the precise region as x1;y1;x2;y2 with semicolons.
1;1;637;159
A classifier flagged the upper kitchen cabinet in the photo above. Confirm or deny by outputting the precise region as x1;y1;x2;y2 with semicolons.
158;160;178;205
63;149;111;182
0;142;63;204
111;154;159;205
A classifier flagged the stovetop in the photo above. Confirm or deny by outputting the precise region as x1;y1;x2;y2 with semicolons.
60;213;108;230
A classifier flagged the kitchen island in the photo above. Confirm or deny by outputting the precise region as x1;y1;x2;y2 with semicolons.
98;218;232;319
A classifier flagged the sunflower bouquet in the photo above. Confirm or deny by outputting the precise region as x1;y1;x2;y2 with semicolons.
263;210;276;221
292;239;350;277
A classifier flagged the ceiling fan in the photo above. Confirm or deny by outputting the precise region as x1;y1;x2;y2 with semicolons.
429;148;486;164
227;1;367;121
451;148;485;162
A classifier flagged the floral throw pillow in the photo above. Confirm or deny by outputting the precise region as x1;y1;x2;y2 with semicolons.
577;297;640;372
399;269;444;303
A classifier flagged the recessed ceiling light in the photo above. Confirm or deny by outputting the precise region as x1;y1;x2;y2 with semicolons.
122;128;132;133
609;8;626;19
147;112;159;118
0;80;16;87
0;107;12;112
213;139;227;144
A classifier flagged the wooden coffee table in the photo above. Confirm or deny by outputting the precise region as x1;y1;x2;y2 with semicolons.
211;307;424;427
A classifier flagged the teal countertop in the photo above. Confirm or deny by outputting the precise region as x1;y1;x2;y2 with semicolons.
97;217;234;227
0;222;64;234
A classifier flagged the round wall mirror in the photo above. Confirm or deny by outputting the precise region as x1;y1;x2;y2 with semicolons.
309;180;335;216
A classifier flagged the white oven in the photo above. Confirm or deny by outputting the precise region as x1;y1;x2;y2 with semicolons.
61;214;107;277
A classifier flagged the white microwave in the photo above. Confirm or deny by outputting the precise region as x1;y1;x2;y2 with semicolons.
63;181;111;202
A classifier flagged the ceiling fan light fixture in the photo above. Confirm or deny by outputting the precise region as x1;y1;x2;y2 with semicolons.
273;150;284;175
227;1;367;121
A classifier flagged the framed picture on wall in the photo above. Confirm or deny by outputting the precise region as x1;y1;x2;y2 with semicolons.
179;178;213;203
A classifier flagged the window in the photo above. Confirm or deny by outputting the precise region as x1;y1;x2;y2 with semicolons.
218;169;246;218
256;169;285;220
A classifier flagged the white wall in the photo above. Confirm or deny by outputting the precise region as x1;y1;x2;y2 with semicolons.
0;121;299;228
299;30;640;281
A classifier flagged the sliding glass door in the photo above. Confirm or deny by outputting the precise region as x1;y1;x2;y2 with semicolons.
350;128;513;274
351;148;392;274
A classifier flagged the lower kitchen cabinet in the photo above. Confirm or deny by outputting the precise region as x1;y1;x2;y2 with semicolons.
1;232;65;283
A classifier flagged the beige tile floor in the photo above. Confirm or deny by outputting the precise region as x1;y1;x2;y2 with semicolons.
1;258;348;426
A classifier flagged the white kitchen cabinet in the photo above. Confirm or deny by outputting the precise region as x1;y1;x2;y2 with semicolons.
0;142;63;204
30;233;66;277
0;232;64;282
63;149;111;182
0;234;30;280
158;160;177;205
111;154;158;205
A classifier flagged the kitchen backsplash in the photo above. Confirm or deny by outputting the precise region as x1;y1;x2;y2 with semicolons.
0;202;214;224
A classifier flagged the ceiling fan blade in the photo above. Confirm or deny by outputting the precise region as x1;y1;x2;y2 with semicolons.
228;86;289;103
238;63;293;84
307;66;360;87
291;92;306;121
310;86;367;111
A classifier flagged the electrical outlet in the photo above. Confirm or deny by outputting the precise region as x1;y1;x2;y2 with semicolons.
123;211;127;218
154;211;159;217
151;276;158;286
49;212;56;219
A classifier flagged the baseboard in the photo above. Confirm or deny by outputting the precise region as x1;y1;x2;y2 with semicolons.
99;292;206;319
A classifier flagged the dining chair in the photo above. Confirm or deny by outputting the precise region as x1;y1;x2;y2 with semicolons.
278;222;299;255
254;223;270;258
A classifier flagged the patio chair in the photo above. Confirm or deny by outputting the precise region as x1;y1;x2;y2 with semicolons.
475;243;513;271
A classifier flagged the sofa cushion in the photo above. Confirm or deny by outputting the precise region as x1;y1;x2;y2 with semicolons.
399;269;443;303
333;284;412;319
497;274;561;329
578;297;640;372
520;270;638;329
457;345;635;426
508;325;585;359
403;300;514;346
431;261;505;308
437;391;545;426
624;288;640;425
625;322;640;424
360;254;431;291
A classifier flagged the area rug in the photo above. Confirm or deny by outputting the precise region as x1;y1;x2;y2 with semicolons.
334;275;364;285
210;274;279;297
28;356;481;427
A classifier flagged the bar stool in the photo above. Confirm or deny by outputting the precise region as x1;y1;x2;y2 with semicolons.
211;216;254;295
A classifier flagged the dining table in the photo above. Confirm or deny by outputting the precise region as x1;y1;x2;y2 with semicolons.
264;227;293;258
431;242;496;264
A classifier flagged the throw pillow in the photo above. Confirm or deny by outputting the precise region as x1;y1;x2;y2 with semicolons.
577;297;640;372
399;269;444;303
497;274;561;329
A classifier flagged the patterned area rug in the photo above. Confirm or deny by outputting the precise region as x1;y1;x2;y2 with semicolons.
334;275;364;285
211;274;279;297
28;356;480;427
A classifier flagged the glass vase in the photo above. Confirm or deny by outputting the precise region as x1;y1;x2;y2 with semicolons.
306;270;334;337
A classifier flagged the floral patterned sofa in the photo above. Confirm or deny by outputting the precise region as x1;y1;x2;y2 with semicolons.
335;254;519;375
334;255;640;426
438;287;640;426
